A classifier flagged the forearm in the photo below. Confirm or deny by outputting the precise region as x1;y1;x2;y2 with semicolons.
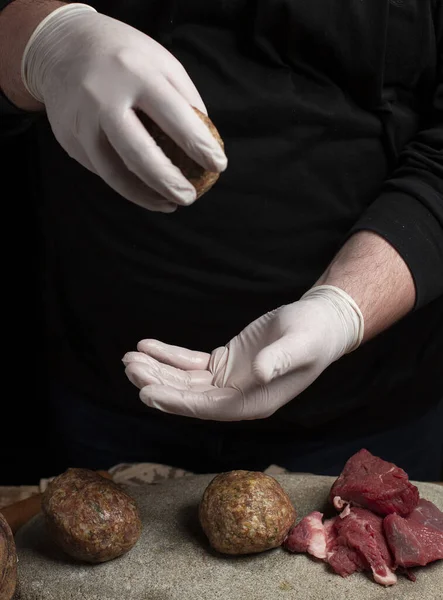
0;0;65;110
315;231;416;342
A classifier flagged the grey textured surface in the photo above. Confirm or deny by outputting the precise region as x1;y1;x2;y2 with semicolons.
14;475;443;600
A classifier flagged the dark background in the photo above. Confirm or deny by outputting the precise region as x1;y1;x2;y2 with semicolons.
1;125;442;485
1;124;50;485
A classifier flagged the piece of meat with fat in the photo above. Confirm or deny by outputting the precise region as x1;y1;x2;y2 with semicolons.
285;508;397;586
328;507;397;586
284;511;327;559
321;516;368;577
384;498;443;567
330;448;419;517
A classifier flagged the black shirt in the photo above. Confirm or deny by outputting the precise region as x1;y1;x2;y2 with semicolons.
1;0;442;433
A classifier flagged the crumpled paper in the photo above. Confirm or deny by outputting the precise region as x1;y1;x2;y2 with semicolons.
38;463;290;492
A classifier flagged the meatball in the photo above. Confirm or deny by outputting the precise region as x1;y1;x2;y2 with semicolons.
199;470;296;555
0;511;17;600
42;468;142;563
137;106;224;198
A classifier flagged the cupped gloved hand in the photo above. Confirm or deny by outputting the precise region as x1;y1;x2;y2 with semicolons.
122;285;364;421
21;3;227;212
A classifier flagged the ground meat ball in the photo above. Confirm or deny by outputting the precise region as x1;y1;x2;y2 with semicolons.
199;470;296;555
0;511;17;600
42;468;142;563
137;106;224;198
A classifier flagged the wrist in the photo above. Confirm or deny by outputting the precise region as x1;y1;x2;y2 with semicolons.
21;3;97;103
315;231;415;341
301;285;365;355
0;0;67;110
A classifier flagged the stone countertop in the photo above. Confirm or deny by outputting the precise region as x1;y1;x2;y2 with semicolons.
13;474;443;600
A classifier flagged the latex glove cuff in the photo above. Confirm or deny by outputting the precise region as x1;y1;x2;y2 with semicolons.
21;3;97;102
301;285;365;354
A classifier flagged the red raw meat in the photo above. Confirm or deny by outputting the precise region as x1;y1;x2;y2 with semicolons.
384;499;443;567
330;449;419;517
284;449;443;588
324;516;367;577
328;507;397;586
284;511;327;559
284;508;397;586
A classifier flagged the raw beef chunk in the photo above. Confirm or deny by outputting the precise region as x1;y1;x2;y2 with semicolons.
328;508;397;586
284;512;327;559
285;508;397;586
384;499;443;567
330;449;419;517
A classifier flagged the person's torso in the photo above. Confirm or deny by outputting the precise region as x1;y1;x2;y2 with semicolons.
35;0;442;425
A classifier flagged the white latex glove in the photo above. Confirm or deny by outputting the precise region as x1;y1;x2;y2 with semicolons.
122;285;364;421
21;4;227;212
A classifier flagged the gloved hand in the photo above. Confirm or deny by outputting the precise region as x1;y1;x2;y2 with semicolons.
122;285;364;420
21;3;227;212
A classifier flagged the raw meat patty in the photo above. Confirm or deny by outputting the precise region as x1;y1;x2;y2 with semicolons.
137;107;224;198
0;511;16;600
42;468;142;563
199;470;296;555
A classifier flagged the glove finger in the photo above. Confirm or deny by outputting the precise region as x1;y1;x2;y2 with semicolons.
121;351;152;365
139;384;275;421
103;107;198;206
165;63;208;116
82;127;178;212
253;335;312;383
139;368;318;420
139;384;242;420
137;339;211;371
64;137;96;174
125;363;189;390
124;357;213;390
125;362;162;389
136;82;227;173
